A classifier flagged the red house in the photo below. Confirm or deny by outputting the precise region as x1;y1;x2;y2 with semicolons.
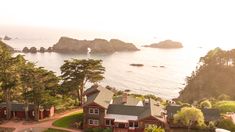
83;85;167;131
0;102;54;120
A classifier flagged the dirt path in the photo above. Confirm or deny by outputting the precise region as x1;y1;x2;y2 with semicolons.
0;108;82;132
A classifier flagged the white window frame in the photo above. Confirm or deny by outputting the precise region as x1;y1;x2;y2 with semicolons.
129;121;139;128
88;119;99;126
105;119;112;126
88;108;99;115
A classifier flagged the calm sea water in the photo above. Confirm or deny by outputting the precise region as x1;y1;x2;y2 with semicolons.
4;38;209;99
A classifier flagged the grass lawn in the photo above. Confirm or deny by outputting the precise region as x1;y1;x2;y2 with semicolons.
53;110;83;128
44;128;70;132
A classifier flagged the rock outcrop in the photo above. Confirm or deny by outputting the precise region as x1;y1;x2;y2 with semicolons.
130;64;144;67
52;37;139;53
39;47;46;53
22;47;30;53
47;47;53;52
29;47;37;53
3;35;12;40
144;40;183;49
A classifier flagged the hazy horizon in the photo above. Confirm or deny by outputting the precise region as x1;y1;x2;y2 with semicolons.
1;0;235;49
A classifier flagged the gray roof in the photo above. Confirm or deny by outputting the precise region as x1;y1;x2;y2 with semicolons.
139;99;163;119
202;108;220;121
107;98;163;120
166;105;220;121
0;102;35;111
83;85;114;109
83;85;164;121
107;104;146;116
83;85;100;96
112;95;140;106
166;105;182;118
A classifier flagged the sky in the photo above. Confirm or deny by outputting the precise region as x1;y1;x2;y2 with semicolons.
0;0;235;48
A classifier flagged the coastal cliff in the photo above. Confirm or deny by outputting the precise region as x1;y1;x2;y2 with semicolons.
178;48;235;103
144;40;183;49
0;41;14;51
52;37;139;53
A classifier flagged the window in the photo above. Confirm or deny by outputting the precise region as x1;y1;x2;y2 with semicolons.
88;119;99;126
89;108;94;114
94;109;99;114
105;119;114;126
129;121;138;128
88;108;99;115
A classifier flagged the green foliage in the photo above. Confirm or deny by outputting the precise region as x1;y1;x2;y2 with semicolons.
217;119;235;131
54;96;76;112
60;59;105;105
174;107;205;129
213;101;235;113
0;41;26;119
84;128;112;132
53;110;83;128
179;48;235;103
218;94;232;101
208;121;216;129
200;100;212;109
144;125;165;132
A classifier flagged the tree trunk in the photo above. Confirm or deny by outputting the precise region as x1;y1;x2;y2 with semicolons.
5;91;11;120
79;83;84;105
76;88;81;106
24;100;29;121
188;121;192;132
34;104;40;121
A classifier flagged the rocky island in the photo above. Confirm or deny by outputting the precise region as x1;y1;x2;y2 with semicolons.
130;63;144;67
144;40;183;49
3;35;12;40
52;37;139;53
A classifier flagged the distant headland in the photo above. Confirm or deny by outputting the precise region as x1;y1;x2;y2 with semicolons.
21;37;140;54
52;37;139;53
144;40;183;49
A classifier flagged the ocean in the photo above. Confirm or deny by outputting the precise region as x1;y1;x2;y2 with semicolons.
2;37;210;99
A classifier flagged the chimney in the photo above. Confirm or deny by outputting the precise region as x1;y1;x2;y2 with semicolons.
144;99;150;106
122;93;128;104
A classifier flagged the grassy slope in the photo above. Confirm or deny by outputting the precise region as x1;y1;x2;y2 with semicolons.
44;128;69;132
53;110;83;128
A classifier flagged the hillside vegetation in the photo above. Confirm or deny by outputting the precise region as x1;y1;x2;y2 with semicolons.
178;48;235;103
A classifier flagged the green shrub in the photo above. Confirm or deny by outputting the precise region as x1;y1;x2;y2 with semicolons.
144;125;165;132
213;101;235;113
208;121;216;129
84;128;112;132
200;100;212;108
217;119;235;131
